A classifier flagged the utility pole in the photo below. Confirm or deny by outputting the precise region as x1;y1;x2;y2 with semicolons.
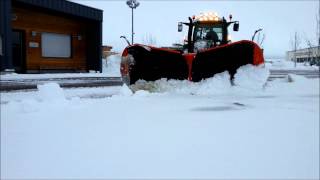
132;7;134;44
316;0;320;48
126;0;140;44
318;0;320;46
317;0;319;64
294;32;297;67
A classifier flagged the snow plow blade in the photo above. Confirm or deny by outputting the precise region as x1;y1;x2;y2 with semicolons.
121;41;264;85
192;40;264;81
121;45;188;85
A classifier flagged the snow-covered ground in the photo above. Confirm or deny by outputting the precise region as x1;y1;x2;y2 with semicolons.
0;71;112;80
1;56;318;81
1;64;319;179
265;58;319;70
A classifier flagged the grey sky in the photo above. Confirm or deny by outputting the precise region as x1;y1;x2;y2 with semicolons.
74;0;319;57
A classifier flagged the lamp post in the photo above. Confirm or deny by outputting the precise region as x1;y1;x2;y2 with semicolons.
126;0;140;44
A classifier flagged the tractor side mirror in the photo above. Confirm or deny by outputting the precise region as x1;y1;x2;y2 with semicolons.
178;22;183;32
233;22;239;31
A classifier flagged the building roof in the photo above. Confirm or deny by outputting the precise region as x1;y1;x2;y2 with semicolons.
13;0;103;21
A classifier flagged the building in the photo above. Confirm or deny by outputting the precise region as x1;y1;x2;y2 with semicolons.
0;0;103;73
102;45;112;58
286;46;320;66
102;45;118;59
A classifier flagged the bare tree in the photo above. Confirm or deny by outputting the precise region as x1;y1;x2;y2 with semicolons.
142;33;157;46
304;38;314;65
290;32;301;67
317;13;320;46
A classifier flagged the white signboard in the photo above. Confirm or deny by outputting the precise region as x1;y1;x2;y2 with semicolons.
29;42;39;48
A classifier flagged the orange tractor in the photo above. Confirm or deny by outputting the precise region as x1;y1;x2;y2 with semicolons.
121;12;264;85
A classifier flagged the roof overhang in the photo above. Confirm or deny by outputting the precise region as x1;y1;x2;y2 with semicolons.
13;0;103;21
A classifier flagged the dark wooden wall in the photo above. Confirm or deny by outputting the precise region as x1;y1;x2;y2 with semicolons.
0;0;13;71
12;6;88;71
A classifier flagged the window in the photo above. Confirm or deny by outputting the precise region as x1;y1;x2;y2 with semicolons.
41;32;71;58
194;25;223;42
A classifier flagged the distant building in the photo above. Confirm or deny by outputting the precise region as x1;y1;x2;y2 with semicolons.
102;46;113;53
102;45;117;59
0;0;103;73
286;46;320;66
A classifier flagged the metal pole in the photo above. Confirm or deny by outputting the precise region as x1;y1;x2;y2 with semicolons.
294;32;297;67
132;7;134;44
126;0;139;44
316;0;320;66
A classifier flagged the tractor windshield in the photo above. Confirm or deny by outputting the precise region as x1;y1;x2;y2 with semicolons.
194;24;223;42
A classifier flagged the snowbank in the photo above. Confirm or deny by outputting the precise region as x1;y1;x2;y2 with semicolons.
233;64;270;90
37;82;66;103
118;84;133;96
131;64;269;96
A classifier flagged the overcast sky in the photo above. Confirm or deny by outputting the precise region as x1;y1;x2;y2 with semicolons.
74;0;319;57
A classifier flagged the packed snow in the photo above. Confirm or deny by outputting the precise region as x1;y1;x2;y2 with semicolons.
1;63;319;179
265;58;319;70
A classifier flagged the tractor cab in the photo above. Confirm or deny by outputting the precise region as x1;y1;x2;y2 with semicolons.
178;12;239;53
193;23;224;51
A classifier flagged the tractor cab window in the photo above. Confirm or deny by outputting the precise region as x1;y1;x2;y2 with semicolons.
194;25;223;42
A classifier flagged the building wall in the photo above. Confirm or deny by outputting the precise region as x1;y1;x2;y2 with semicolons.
12;6;88;71
0;0;13;71
286;46;320;65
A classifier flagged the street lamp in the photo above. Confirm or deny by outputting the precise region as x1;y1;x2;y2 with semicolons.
126;0;140;44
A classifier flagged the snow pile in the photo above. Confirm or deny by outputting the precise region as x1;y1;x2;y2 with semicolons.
102;54;121;77
233;64;270;90
130;65;268;96
133;90;150;97
195;71;232;95
37;82;66;103
14;82;68;113
118;84;133;96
